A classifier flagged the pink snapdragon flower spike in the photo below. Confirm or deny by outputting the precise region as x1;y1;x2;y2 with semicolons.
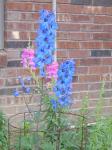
21;48;36;70
46;61;59;79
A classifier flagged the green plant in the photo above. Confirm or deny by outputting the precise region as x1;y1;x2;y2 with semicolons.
87;81;112;150
0;112;8;150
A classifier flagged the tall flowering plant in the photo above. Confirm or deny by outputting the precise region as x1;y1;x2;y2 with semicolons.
13;9;76;150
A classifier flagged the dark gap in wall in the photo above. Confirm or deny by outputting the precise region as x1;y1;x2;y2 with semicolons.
7;60;21;67
91;50;112;57
5;41;29;48
71;0;112;7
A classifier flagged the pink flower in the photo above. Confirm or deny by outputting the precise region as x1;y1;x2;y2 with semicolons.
46;62;59;79
21;48;36;70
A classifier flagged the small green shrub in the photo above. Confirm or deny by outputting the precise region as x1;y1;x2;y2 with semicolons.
0;112;8;150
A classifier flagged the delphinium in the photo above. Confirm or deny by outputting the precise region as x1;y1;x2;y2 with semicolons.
13;9;75;150
34;9;58;77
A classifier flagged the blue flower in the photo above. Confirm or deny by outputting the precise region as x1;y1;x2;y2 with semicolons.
50;99;58;111
25;87;31;94
34;9;58;77
58;97;71;107
52;60;75;110
13;89;19;97
39;68;46;77
25;76;32;81
18;76;25;88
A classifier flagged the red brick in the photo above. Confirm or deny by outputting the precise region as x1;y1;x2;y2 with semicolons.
58;23;81;31
57;4;76;13
89;66;109;74
19;32;29;40
92;7;106;15
32;13;39;20
69;50;90;58
58;41;79;49
73;83;88;91
16;68;30;77
103;42;112;49
7;50;20;60
6;22;32;31
34;23;39;30
94;16;112;24
79;75;100;82
57;14;72;22
0;52;7;68
57;32;92;41
88;83;101;91
30;32;37;40
6;2;33;11
6;68;17;78
88;91;99;99
81;24;103;32
103;25;112;32
57;50;68;58
57;0;70;3
102;58;112;65
57;4;92;14
76;66;88;74
80;58;102;66
19;12;39;21
105;7;112;15
5;11;21;21
80;42;103;49
71;15;92;23
93;33;112;40
34;4;52;11
0;79;5;87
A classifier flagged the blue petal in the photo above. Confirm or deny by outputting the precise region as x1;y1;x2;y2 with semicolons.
13;90;19;97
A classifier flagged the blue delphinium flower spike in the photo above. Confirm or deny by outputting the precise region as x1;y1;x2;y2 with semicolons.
13;89;19;97
53;60;75;109
34;9;58;77
50;99;58;111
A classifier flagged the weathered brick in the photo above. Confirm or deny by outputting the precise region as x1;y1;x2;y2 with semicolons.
6;68;17;77
58;41;80;49
73;83;88;91
89;66;109;74
102;58;112;65
0;79;5;87
71;15;92;23
6;22;33;31
0;52;7;68
103;25;112;32
81;24;103;32
69;50;90;58
76;66;89;74
79;75;101;82
80;42;103;49
34;3;52;11
93;33;112;40
80;58;102;66
94;16;112;24
58;23;81;31
103;42;112;49
57;32;92;41
6;2;33;11
57;50;68;58
57;0;70;3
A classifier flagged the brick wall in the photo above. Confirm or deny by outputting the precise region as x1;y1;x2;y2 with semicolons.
0;0;112;116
